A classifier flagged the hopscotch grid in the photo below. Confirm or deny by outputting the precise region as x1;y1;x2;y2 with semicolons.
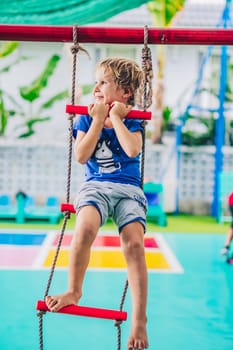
32;230;57;268
0;230;184;273
154;233;184;273
40;231;183;273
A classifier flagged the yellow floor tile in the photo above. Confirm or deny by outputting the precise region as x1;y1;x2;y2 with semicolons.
43;249;171;270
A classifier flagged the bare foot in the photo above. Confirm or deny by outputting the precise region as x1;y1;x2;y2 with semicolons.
128;321;148;350
45;291;81;312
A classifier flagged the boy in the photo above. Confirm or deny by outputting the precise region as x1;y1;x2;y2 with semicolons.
45;57;149;349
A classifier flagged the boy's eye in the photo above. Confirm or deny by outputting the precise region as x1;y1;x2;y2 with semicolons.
94;81;106;85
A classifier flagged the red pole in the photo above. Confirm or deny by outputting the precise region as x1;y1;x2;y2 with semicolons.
66;105;152;120
0;24;233;45
36;300;127;321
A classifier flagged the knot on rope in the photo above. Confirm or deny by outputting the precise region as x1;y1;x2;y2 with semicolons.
70;43;81;54
70;43;90;58
114;319;123;327
37;310;46;317
63;210;71;220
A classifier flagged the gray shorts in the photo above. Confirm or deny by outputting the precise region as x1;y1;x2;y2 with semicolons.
74;181;148;232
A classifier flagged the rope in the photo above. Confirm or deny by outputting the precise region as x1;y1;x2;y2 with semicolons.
116;25;153;350
114;279;129;350
138;25;153;112
140;25;153;188
37;25;82;350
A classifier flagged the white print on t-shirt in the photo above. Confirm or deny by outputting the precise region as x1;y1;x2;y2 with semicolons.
95;140;121;174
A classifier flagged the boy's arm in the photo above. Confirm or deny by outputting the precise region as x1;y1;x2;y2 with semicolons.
109;102;142;157
74;103;108;164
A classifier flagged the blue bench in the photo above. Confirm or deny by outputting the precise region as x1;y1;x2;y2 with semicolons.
143;182;167;226
0;194;22;222
0;194;62;224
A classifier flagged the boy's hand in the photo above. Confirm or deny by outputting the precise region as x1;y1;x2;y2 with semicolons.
88;102;109;123
109;102;132;120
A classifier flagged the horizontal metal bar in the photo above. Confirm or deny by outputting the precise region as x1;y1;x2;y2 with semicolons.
0;24;233;45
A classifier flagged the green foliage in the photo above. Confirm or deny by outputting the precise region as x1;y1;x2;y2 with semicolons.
206;61;233;104
179;56;233;146
0;42;21;136
181;114;216;146
162;105;172;130
19;55;61;102
0;92;7;135
147;0;186;26
0;42;18;58
81;84;93;95
17;117;51;138
39;91;69;111
15;54;68;138
0;50;68;138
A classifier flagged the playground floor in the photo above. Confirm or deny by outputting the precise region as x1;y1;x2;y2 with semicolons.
0;223;232;350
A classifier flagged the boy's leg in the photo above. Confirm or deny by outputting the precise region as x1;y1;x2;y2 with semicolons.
120;221;148;350
45;205;101;311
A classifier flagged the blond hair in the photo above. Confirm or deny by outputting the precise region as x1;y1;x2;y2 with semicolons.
96;57;143;106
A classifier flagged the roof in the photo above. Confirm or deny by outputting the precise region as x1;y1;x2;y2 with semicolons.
106;0;228;28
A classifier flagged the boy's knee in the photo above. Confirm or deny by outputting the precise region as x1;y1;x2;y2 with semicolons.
123;239;144;257
74;224;97;246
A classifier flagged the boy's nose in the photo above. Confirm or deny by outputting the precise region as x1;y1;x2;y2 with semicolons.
93;83;100;92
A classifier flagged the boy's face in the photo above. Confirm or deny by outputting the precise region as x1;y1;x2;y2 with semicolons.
93;67;129;105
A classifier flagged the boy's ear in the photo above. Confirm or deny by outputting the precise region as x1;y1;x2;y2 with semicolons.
123;88;132;98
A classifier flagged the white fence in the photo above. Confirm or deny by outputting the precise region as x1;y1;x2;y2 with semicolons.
1;139;233;214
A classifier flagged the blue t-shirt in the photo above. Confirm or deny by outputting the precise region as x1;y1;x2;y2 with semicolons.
73;115;143;187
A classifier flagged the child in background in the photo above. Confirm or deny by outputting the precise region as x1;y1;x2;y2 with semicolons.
221;191;233;263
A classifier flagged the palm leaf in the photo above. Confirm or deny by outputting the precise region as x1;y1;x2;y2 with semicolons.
19;54;61;102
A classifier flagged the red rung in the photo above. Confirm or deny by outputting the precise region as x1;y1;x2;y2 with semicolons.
36;300;127;321
66;104;152;120
60;203;76;213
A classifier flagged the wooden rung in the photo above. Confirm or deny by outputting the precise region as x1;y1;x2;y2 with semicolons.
66;104;152;120
36;300;127;321
60;203;76;213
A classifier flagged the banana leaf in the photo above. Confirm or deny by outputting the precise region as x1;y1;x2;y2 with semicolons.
0;42;19;58
0;92;8;135
39;90;68;111
18;116;50;138
0;56;29;74
19;54;61;102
